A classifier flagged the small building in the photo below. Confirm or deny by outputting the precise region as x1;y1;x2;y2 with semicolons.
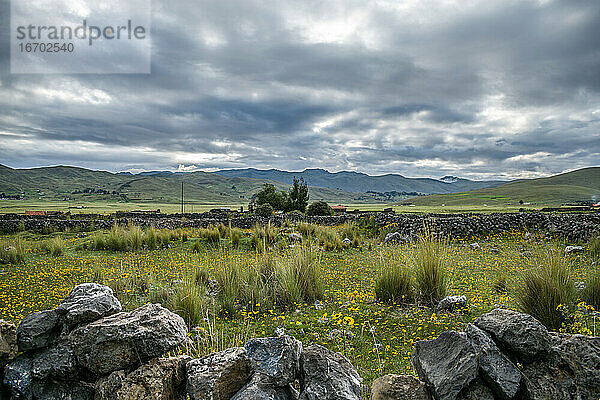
25;210;46;216
331;205;347;215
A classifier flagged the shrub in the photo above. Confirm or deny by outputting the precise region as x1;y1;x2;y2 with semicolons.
255;203;274;218
582;273;600;311
0;237;25;265
306;201;332;216
375;250;413;303
41;237;66;257
412;230;448;305
517;249;576;330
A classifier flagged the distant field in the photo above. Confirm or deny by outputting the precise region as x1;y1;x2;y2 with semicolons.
0;200;526;215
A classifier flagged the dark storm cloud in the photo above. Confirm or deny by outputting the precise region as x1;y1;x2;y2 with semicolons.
0;0;599;179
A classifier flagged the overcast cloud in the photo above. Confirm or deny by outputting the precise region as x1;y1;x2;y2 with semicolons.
0;0;599;179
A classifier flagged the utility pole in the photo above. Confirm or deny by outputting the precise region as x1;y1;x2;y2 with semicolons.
181;182;184;214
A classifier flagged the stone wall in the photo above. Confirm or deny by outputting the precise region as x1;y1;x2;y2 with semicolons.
1;211;599;241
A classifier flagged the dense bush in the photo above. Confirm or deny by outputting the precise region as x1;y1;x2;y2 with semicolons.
255;203;274;217
306;201;333;216
517;249;575;330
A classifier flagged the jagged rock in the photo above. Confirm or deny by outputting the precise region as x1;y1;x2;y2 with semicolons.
474;308;550;361
56;283;121;327
456;378;495;400
384;232;408;244
31;341;78;380
469;243;480;250
70;303;187;375
186;347;253;400
30;380;94;400
289;233;302;242
436;296;467;312
16;310;61;352
299;344;362;400
522;333;600;400
231;373;299;400
0;320;17;365
371;374;431;400
412;331;478;400
3;355;32;399
466;324;521;400
342;238;352;245
95;356;190;400
564;245;584;254
245;336;302;386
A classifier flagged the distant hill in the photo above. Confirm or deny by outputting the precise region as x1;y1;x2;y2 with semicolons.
400;167;600;207
0;165;380;205
215;168;506;194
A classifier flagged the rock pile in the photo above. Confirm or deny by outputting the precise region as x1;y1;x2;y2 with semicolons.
2;283;188;400
403;308;600;400
1;283;363;400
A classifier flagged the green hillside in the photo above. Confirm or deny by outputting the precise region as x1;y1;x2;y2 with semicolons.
0;165;380;206
400;167;600;207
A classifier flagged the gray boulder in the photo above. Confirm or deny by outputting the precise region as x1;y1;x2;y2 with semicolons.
56;283;121;327
466;324;521;400
186;347;253;400
457;378;495;400
474;308;550;361
0;320;17;365
371;374;431;400
16;310;61;352
69;303;187;375
95;356;190;400
299;344;362;400
384;232;408;244
564;245;584;254
3;355;32;400
412;331;478;400
522;333;600;400
231;373;299;400
31;341;78;380
245;335;302;386
436;296;467;312
29;380;94;400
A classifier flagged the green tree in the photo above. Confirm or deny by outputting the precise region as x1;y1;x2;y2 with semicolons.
254;183;288;211
287;177;309;212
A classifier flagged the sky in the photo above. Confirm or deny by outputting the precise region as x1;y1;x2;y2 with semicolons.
0;0;599;180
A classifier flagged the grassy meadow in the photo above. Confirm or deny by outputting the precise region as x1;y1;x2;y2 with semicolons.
1;221;599;389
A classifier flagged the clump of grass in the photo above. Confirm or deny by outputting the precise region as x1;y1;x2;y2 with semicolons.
0;237;25;265
40;237;66;257
582;273;600;311
517;248;576;330
250;223;278;252
590;234;600;259
163;279;208;329
278;245;324;305
375;253;413;304
492;272;509;294
314;226;344;251
230;228;242;248
412;230;448;305
198;226;221;244
298;222;316;237
86;225;180;252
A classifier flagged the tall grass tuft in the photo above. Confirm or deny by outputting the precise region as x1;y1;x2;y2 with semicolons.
412;229;448;305
517;248;576;330
0;237;25;265
163;279;207;329
590;234;600;259
278;245;324;305
375;249;413;303
582;272;600;312
41;237;66;257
